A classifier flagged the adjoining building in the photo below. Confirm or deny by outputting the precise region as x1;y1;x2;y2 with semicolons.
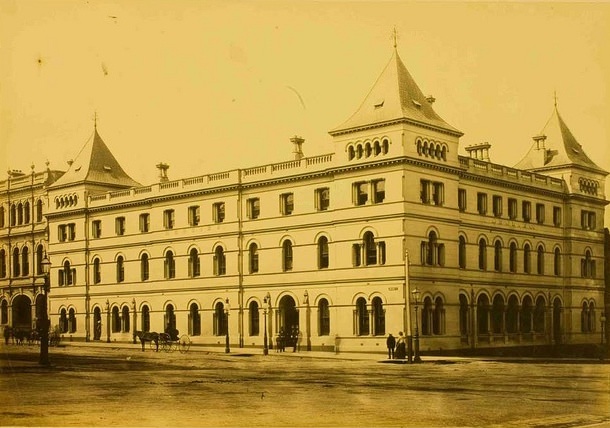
1;46;607;354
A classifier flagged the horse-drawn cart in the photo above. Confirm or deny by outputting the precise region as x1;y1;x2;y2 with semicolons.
135;331;191;353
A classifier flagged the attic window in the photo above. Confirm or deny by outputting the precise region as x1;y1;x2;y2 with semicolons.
374;100;384;109
412;99;422;108
104;166;112;172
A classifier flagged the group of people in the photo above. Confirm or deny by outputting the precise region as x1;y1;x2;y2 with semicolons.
386;332;408;359
275;326;300;352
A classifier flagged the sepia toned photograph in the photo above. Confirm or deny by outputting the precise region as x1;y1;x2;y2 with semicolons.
1;1;609;427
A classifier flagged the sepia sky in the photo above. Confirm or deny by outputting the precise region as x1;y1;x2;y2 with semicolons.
1;1;609;222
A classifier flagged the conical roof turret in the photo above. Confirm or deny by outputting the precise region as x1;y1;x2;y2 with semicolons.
330;48;461;137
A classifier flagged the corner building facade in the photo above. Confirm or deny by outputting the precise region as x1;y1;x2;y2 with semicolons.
1;47;607;353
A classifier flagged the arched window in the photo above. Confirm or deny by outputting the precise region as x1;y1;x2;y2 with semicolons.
356;144;363;159
365;142;372;157
68;308;77;333
17;203;23;225
0;250;5;278
0;206;4;228
493;240;502;272
282;240;293;271
60;308;69;333
318;298;330;336
121;306;129;333
509;242;518;273
348;146;355;161
141;305;151;332
23;201;30;224
111;307;120;333
506;296;519;334
478;238;487;270
214;247;226;276
21;246;29;276
93;257;101;284
587;302;595;333
164;251;175;279
554;248;561;276
374;141;381;156
533;297;545;333
459;294;469;336
580;302;589;333
421;297;433;335
189;248;200;277
355;297;369;336
523;244;531;274
581;250;596;278
59;260;75;286
458;236;466;269
477;294;490;335
537;245;544;275
214;301;227;336
382;139;389;154
491;295;505;334
0;300;8;324
116;255;125;283
248;243;259;274
371;297;385;336
10;204;16;226
433;297;444;335
318;236;329;269
36;245;43;275
141;254;149;281
421;231;445;266
521;296;533;334
165;304;176;333
364;232;377;266
189;303;201;336
12;247;20;277
249;301;259;336
36;200;43;222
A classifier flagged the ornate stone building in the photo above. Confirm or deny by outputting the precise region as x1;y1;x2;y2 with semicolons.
1;47;607;353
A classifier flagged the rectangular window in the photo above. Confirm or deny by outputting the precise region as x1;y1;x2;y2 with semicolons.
522;201;531;222
420;180;444;206
139;213;150;233
188;206;200;226
315;188;330;211
476;193;487;215
372;180;385;204
92;220;102;239
163;209;175;229
67;223;76;241
213;202;225;223
115;217;125;236
553;206;561;227
536;203;545;224
352;244;361;266
508;198;517;220
581;210;596;230
247;198;260;219
58;224;67;242
432;182;444;206
458;189;467;212
420;180;431;204
280;193;294;215
492;195;502;217
354;182;368;206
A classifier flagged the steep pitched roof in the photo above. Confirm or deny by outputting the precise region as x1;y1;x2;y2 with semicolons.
50;129;141;189
330;48;461;136
514;106;607;174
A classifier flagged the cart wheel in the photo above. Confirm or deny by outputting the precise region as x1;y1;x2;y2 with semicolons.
149;339;158;352
179;334;191;354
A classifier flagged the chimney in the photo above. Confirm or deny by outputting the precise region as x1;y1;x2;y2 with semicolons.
426;95;436;104
465;143;491;162
290;135;305;160
156;162;169;183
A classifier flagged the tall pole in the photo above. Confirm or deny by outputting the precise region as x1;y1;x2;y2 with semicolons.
412;287;421;363
225;298;230;353
263;293;270;355
39;254;51;366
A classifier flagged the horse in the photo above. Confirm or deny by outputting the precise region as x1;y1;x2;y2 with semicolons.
134;331;159;352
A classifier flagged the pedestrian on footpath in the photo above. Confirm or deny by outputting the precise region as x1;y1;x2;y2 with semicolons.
395;332;406;359
386;333;396;359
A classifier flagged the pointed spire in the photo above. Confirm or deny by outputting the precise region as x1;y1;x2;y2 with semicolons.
93;111;98;131
392;27;398;49
553;91;558;108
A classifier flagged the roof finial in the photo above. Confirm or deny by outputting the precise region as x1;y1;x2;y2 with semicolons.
93;111;98;131
392;27;398;49
554;90;558;108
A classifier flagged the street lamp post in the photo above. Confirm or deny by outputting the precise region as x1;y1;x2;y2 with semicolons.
39;254;52;366
263;292;270;355
412;287;422;363
601;313;606;346
224;298;231;353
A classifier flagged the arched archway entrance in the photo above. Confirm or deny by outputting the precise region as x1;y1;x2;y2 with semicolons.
93;307;102;340
278;295;299;335
12;295;32;330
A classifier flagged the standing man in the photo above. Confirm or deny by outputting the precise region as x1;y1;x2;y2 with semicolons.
386;333;396;359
